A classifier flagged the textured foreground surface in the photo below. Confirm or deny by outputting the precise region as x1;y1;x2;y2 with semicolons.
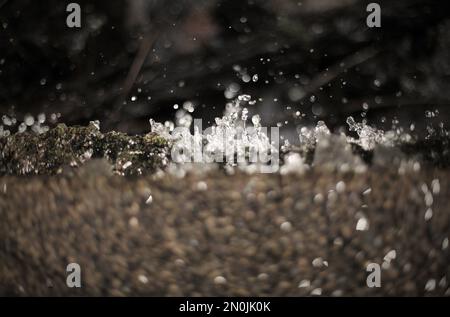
1;163;449;296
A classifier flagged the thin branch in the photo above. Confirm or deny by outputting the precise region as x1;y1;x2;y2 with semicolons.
299;46;379;100
115;33;159;108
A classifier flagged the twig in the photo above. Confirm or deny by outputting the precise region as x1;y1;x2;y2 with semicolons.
113;32;159;113
299;46;379;100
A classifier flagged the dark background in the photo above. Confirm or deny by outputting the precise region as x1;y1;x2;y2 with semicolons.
1;0;449;140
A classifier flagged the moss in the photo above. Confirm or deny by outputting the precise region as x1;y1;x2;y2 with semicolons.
1;122;449;176
0;123;169;176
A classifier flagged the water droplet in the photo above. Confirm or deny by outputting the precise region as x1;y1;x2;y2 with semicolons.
145;194;153;205
336;181;346;193
425;208;433;221
196;181;208;191
214;276;227;285
280;221;292;232
425;279;436;292
298;280;310;288
138;274;148;284
431;179;440;195
442;238;449;250
314;193;324;204
129;217;139;228
251;114;261;126
363;188;372;195
312;257;327;268
241;108;248;121
182;101;195;113
424;192;433;206
90;120;100;130
311;288;322;296
37;113;46;124
238;94;251;102
356;217;369;231
2;115;12;126
24;115;34;126
122;161;132;170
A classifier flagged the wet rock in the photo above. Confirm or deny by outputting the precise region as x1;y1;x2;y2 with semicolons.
0;123;169;176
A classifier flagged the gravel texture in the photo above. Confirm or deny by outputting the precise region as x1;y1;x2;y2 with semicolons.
1;161;449;296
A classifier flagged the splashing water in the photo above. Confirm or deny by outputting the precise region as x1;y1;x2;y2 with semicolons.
345;116;385;151
148;94;442;175
0;112;55;137
2;93;446;176
150;95;278;169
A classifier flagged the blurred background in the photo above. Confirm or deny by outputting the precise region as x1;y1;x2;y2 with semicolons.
0;0;449;140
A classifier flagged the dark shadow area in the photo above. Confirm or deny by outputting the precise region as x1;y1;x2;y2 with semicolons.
0;0;449;136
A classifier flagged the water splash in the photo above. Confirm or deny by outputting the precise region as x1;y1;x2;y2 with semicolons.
148;95;446;176
2;95;446;176
0;112;55;137
150;95;278;169
346;116;385;151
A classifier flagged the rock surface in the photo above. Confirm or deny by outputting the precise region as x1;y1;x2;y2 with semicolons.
0;123;169;176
